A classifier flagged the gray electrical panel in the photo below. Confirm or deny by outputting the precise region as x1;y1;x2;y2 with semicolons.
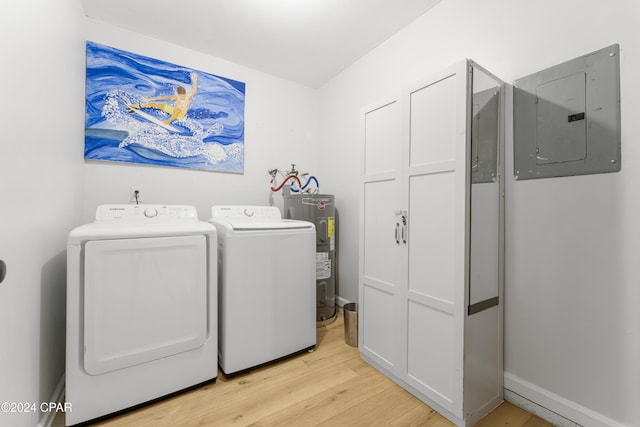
513;44;621;180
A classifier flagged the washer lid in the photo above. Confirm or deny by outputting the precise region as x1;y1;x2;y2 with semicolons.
225;218;313;231
209;205;313;230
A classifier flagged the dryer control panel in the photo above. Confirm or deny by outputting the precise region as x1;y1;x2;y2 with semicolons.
95;205;198;222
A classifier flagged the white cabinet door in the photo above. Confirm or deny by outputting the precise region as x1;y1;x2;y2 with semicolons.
359;98;403;373
360;60;503;427
401;61;469;416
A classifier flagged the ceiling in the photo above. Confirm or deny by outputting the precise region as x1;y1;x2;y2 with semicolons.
82;0;442;88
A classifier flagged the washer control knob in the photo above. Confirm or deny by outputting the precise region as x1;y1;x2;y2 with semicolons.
144;208;158;218
243;208;254;217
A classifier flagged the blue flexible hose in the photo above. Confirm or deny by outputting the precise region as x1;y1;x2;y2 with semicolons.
290;175;319;193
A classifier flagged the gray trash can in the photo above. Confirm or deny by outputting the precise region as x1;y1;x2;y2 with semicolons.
343;302;358;347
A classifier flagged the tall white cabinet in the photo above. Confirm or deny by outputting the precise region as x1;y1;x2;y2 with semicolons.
359;60;504;426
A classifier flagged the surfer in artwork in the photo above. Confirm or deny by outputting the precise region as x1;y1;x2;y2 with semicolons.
132;73;198;125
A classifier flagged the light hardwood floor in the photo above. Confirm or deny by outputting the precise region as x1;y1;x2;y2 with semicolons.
55;313;552;427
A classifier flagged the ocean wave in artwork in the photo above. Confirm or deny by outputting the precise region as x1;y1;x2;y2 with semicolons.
95;90;242;169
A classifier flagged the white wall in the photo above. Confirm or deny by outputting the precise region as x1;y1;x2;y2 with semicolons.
82;20;320;222
0;2;85;427
319;0;639;426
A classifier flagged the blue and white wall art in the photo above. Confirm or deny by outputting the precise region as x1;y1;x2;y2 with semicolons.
84;41;245;173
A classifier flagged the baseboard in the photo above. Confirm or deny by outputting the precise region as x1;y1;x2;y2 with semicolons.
38;375;65;427
504;372;626;427
505;388;580;427
336;296;351;309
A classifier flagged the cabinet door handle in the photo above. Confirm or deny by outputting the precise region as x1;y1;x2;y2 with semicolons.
395;223;400;244
401;213;407;244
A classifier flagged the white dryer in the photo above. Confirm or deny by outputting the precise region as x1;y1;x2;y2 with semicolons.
209;205;315;375
66;205;217;426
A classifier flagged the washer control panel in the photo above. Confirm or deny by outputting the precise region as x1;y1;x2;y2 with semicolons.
95;205;198;222
210;205;282;221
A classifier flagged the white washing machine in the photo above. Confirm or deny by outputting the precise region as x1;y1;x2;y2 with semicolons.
66;205;217;426
209;205;316;375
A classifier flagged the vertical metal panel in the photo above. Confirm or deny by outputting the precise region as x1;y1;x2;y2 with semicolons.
514;44;621;180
